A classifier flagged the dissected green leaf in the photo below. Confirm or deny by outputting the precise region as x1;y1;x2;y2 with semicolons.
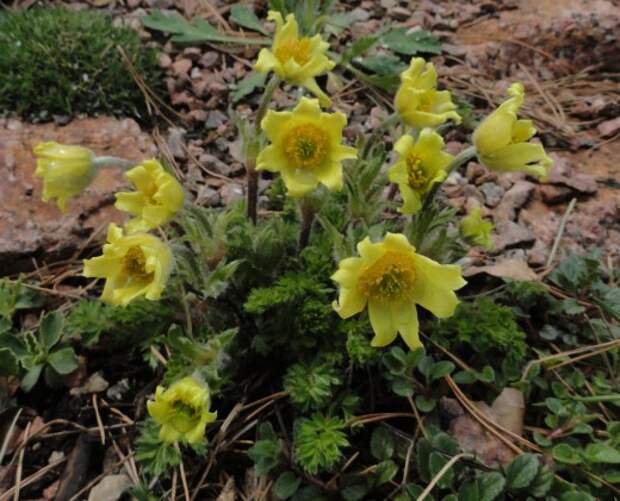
230;4;268;34
382;28;442;55
232;71;267;103
142;11;267;45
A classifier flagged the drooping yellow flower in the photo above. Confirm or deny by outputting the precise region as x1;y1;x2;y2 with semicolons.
115;159;184;233
256;97;357;197
33;142;96;211
82;223;173;306
473;83;553;180
332;233;466;350
147;376;217;445
460;206;494;250
395;58;461;129
255;11;335;106
388;129;454;215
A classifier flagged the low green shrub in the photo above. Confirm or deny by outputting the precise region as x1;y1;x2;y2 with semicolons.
0;8;162;122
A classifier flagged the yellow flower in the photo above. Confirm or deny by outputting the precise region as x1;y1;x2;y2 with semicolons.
395;58;461;129
460;206;494;250
388;129;454;215
115;159;184;233
332;233;466;350
473;83;553;180
256;97;357;197
33;142;96;211
255;11;335;106
147;376;217;444
82;223;173;306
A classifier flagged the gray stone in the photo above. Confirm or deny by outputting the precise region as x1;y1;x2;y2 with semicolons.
480;182;504;207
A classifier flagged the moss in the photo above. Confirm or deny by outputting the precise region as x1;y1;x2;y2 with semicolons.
434;297;528;362
0;8;163;123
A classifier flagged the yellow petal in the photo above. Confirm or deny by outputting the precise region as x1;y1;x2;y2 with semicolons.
399;184;423;215
255;48;279;74
261;109;293;143
301;78;332;107
383;232;416;255
314;161;343;191
331;256;363;288
368;301;398;347
411;254;466;318
394;301;421;350
332;287;367;319
393;135;414;157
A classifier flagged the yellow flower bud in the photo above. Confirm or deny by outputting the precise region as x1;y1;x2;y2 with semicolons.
82;223;173;306
331;233;466;350
33;141;96;211
388;129;454;215
115;159;184;233
460;206;494;250
256;97;357;197
395;58;461;129
147;376;217;445
473;83;553;180
255;11;335;106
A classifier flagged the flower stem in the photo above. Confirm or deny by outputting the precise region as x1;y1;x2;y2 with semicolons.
246;76;280;224
92;156;136;170
421;145;477;211
298;197;316;252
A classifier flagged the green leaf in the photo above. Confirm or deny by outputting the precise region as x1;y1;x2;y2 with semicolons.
559;491;596;501
232;71;267;103
230;4;268;34
341;484;368;501
505;453;540;489
477;472;505;501
358;54;406;75
0;348;18;376
247;438;282;476
382;28;442;55
21;364;43;392
429;452;453;489
374;460;398;485
274;471;301;499
552;443;583;464
392;379;415;397
584;442;620;464
371;427;395;460
415;395;436;412
477;365;495;383
418;355;434;378
325;12;356;35
528;464;554;497
458;479;479;501
430;361;455;380
142;11;267;45
453;370;476;384
39;311;64;350
416;438;432;483
47;347;78;375
340;36;379;63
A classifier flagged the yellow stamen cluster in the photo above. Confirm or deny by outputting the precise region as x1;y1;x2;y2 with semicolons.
122;246;151;279
357;251;416;302
406;153;428;189
283;123;330;170
275;38;311;65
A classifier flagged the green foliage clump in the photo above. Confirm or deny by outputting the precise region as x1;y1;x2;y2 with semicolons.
294;414;349;475
284;360;341;411
435;297;528;362
0;8;162;122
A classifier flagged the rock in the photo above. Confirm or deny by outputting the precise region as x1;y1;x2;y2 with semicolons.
199;153;240;177
546;154;597;194
206;110;227;129
166;127;187;160
182;47;202;62
464;257;538;281
527;239;549;266
69;371;109;396
465;161;487;182
195;185;221;206
171;58;192;77
493;220;535;251
88;474;132;501
597;116;620;138
539;184;572;204
480;182;504;207
495;180;535;221
0;117;155;270
220;184;244;205
158;53;172;69
520;205;560;246
106;379;130;401
199;51;219;68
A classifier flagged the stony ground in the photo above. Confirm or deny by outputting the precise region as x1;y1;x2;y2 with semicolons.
1;0;617;284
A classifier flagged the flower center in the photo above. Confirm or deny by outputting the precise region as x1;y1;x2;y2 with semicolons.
406;153;429;190
357;251;416;302
122;246;152;280
283;123;330;169
275;38;312;65
418;92;434;112
171;400;199;432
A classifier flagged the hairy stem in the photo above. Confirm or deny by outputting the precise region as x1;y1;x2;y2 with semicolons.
92;156;136;170
246;75;280;224
298;198;316;252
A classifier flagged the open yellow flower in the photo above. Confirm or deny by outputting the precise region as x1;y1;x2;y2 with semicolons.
147;376;217;444
460;206;494;250
115;159;184;233
82;223;173;306
395;58;461;129
332;233;466;350
388;129;454;215
255;11;335;106
33;142;96;211
473;83;553;180
256;97;357;197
